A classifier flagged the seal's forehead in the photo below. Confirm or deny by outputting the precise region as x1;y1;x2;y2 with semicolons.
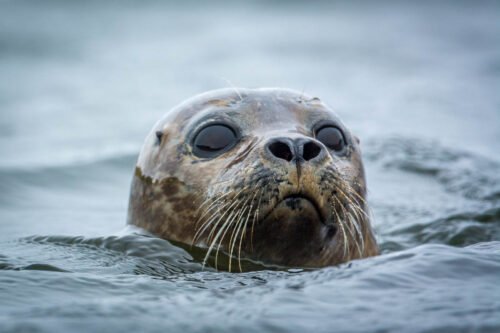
168;88;341;130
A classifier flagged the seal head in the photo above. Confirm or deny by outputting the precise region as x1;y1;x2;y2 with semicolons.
127;88;378;270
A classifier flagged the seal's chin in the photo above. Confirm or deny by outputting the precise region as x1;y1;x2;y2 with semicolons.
248;194;334;267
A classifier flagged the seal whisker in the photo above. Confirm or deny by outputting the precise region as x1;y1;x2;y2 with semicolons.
201;186;250;245
332;203;349;259
220;77;243;101
195;193;222;214
193;190;239;244
343;183;376;236
334;197;359;258
337;176;368;205
340;187;370;254
213;208;241;269
228;204;250;272
214;194;252;270
334;183;370;221
346;187;370;218
200;196;245;267
347;185;368;206
205;187;253;269
325;168;367;213
193;200;231;246
237;189;260;272
194;190;233;231
196;188;232;210
210;178;235;186
347;211;364;256
250;188;264;252
344;199;366;255
206;197;242;244
333;191;364;257
227;194;252;244
339;181;369;213
227;195;254;271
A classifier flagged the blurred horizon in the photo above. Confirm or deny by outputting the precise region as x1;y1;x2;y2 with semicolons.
1;0;499;170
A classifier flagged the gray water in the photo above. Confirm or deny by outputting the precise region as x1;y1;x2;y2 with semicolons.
1;1;500;332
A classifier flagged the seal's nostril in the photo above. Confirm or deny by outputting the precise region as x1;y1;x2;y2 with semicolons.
303;141;322;161
268;141;294;162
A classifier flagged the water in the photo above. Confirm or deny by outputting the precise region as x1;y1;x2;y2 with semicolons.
1;1;500;332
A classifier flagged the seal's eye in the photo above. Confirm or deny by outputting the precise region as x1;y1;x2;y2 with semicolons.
193;124;238;158
315;126;345;151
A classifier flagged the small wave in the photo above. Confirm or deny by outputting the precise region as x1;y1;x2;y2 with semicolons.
3;263;69;273
365;136;500;201
0;153;137;205
21;233;203;274
0;145;141;172
382;206;500;251
16;231;276;276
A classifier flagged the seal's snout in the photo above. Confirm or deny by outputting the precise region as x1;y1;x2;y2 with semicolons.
266;137;324;163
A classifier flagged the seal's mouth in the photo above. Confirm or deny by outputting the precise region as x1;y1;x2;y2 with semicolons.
283;194;325;221
262;193;326;225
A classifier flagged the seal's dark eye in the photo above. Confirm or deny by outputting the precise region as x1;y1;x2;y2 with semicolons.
315;126;345;151
193;124;237;158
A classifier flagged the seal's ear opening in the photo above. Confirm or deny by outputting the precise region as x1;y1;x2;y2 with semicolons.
155;131;163;145
354;135;360;144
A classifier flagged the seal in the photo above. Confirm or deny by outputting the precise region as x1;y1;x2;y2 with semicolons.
127;88;378;270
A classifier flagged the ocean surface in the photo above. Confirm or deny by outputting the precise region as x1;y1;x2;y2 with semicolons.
1;1;499;332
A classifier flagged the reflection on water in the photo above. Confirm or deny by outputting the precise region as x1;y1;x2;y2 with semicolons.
0;1;499;332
